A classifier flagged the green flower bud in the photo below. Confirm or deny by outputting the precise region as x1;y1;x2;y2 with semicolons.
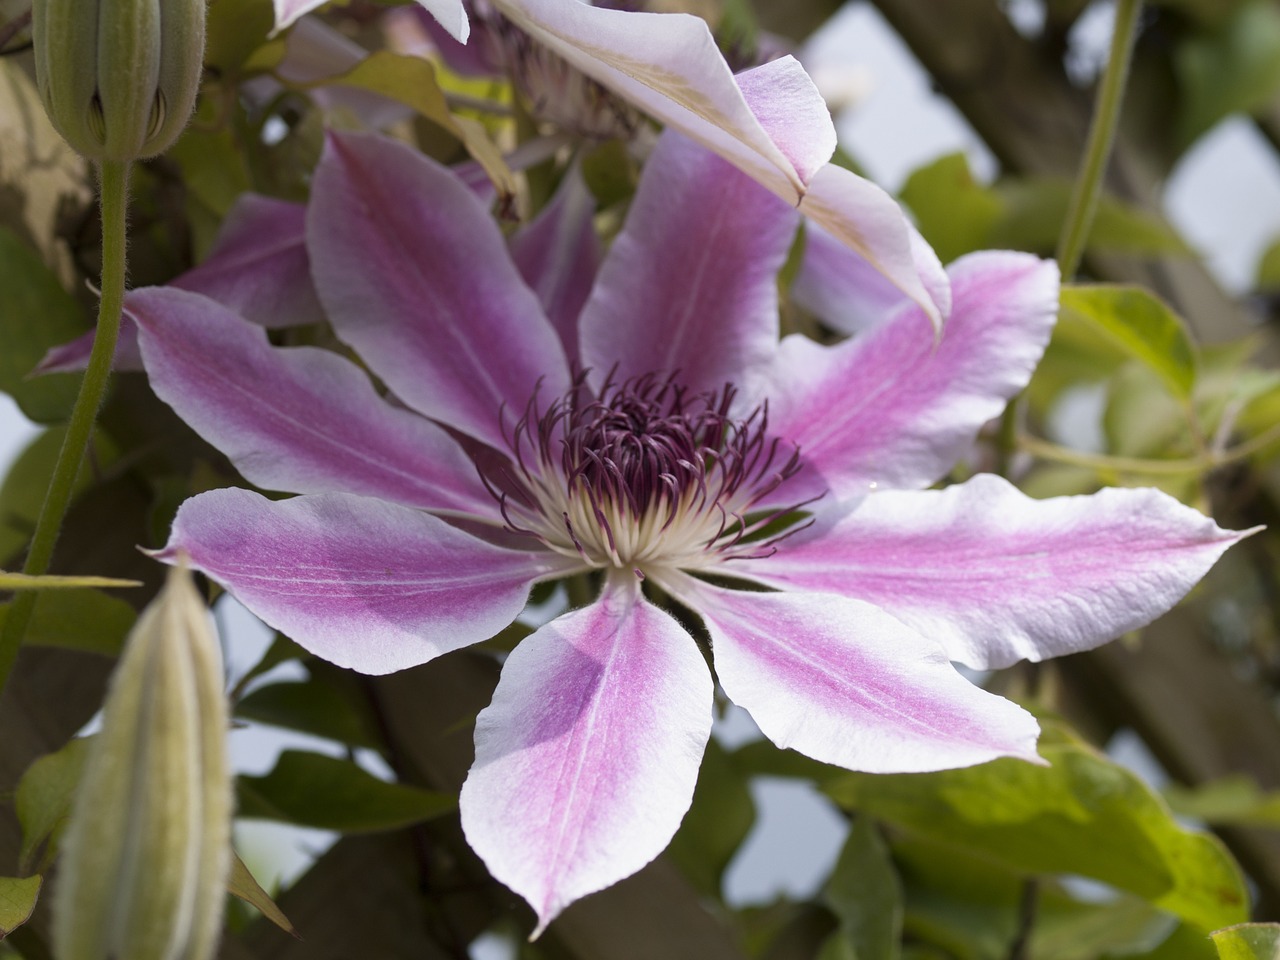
32;0;205;161
52;563;232;960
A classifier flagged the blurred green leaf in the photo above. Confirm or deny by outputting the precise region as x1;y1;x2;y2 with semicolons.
0;426;119;566
1059;285;1198;400
237;750;455;832
235;674;382;749
992;180;1190;258
1256;237;1280;291
900;153;1003;264
1165;775;1280;828
0;588;136;657
1102;362;1192;461
818;817;901;960
231;632;307;697
0;876;41;938
824;722;1248;933
1176;0;1280;148
0;571;140;590
0;227;89;423
15;737;90;872
228;850;297;938
892;833;1191;960
204;0;274;75
668;738;755;898
319;51;516;198
1212;923;1280;960
902;155;1188;264
733;739;844;784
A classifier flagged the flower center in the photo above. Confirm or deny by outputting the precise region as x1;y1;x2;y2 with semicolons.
483;372;809;573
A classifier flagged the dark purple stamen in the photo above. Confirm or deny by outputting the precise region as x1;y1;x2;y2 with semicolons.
481;370;814;566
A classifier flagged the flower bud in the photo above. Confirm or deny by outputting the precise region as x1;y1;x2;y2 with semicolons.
32;0;205;162
52;563;232;960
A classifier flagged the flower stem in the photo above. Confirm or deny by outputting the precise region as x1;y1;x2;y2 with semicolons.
0;160;131;698
1018;419;1280;477
1055;0;1143;281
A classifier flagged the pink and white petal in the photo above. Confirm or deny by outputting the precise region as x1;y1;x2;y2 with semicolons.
766;251;1058;502
732;56;836;186
131;287;497;517
792;220;943;336
580;132;798;394
308;131;570;450
490;0;805;196
173;194;323;330
461;573;712;936
275;0;468;40
798;164;950;332
37;319;142;374
662;573;1041;773
738;473;1256;670
156;488;577;674
511;163;600;364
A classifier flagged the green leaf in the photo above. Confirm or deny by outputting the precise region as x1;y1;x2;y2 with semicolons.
0;571;141;590
228;850;298;938
231;632;307;697
235;675;383;749
237;750;456;832
0;876;42;938
992;179;1190;258
1059;285;1198;400
1176;0;1280;148
1212;923;1280;960
1165;775;1280;828
0;588;137;657
900;153;1004;264
1256;237;1280;291
15;737;91;872
0;425;119;565
818;817;902;960
824;721;1249;933
318;51;516;198
0;227;89;423
668;738;755;898
204;0;274;75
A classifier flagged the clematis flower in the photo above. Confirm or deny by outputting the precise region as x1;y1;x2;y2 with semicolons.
274;0;949;329
131;130;1249;933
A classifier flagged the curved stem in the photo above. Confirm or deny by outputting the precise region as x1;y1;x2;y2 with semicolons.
1055;0;1143;280
0;160;131;697
1018;419;1280;477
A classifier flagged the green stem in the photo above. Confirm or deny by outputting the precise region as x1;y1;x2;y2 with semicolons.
1018;419;1280;477
0;160;131;698
1055;0;1143;280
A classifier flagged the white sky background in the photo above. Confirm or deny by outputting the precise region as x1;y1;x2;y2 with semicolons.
4;0;1280;928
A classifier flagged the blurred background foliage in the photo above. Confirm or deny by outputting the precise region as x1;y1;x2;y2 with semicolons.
3;0;1280;957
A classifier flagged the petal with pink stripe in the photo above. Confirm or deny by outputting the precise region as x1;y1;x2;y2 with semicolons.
510;163;600;364
157;489;579;675
737;473;1256;670
173;193;323;330
461;573;712;936
664;572;1042;773
308;131;570;450
579;132;798;394
274;0;468;40
765;251;1059;502
131;286;496;517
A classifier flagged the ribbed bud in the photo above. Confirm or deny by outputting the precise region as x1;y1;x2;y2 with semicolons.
32;0;205;161
52;563;232;960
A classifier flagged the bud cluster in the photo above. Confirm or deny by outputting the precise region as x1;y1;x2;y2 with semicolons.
32;0;205;161
52;565;232;960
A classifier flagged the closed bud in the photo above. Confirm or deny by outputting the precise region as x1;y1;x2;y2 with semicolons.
32;0;205;161
52;563;232;960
